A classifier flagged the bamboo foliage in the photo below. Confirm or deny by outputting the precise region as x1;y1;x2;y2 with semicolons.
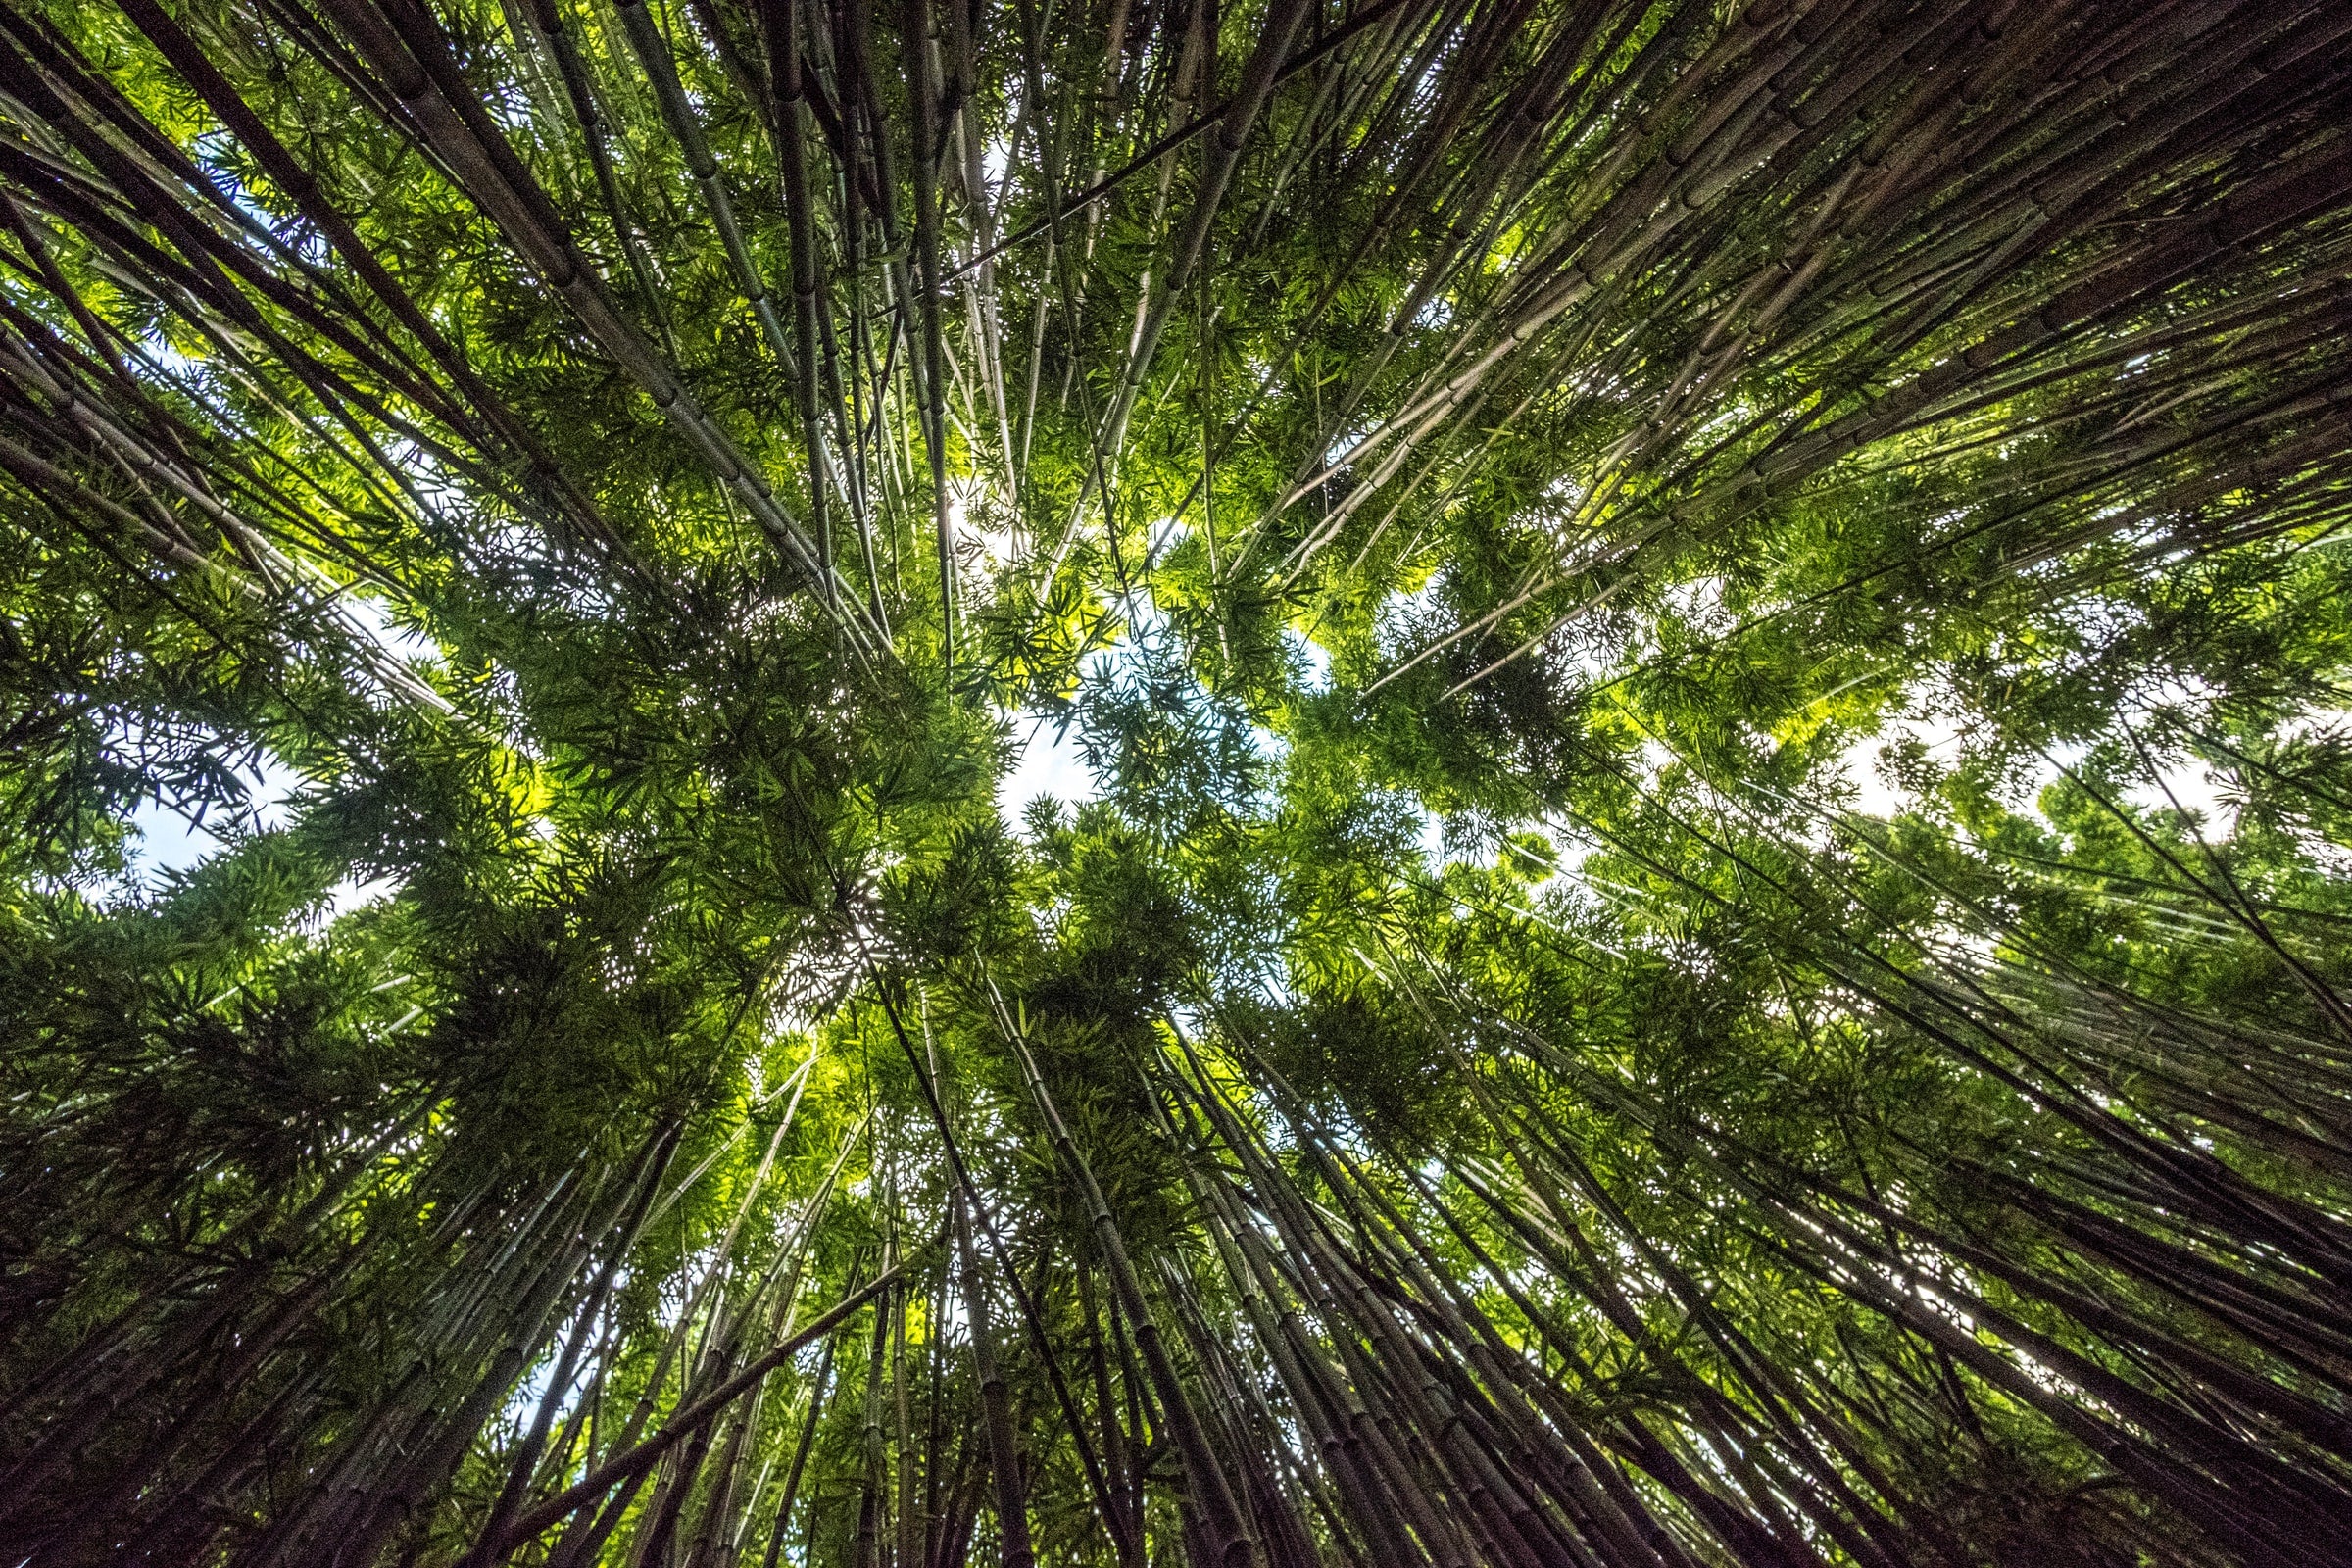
4;0;2352;1565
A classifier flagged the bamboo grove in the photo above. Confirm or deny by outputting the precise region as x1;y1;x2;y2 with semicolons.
3;0;2351;1562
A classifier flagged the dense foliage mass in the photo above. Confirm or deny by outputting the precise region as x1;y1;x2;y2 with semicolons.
4;0;2351;1564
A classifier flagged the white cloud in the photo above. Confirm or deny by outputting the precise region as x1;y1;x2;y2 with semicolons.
2124;761;2235;837
997;711;1100;830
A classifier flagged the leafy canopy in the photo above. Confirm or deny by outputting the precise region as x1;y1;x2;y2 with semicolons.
4;0;2352;1566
